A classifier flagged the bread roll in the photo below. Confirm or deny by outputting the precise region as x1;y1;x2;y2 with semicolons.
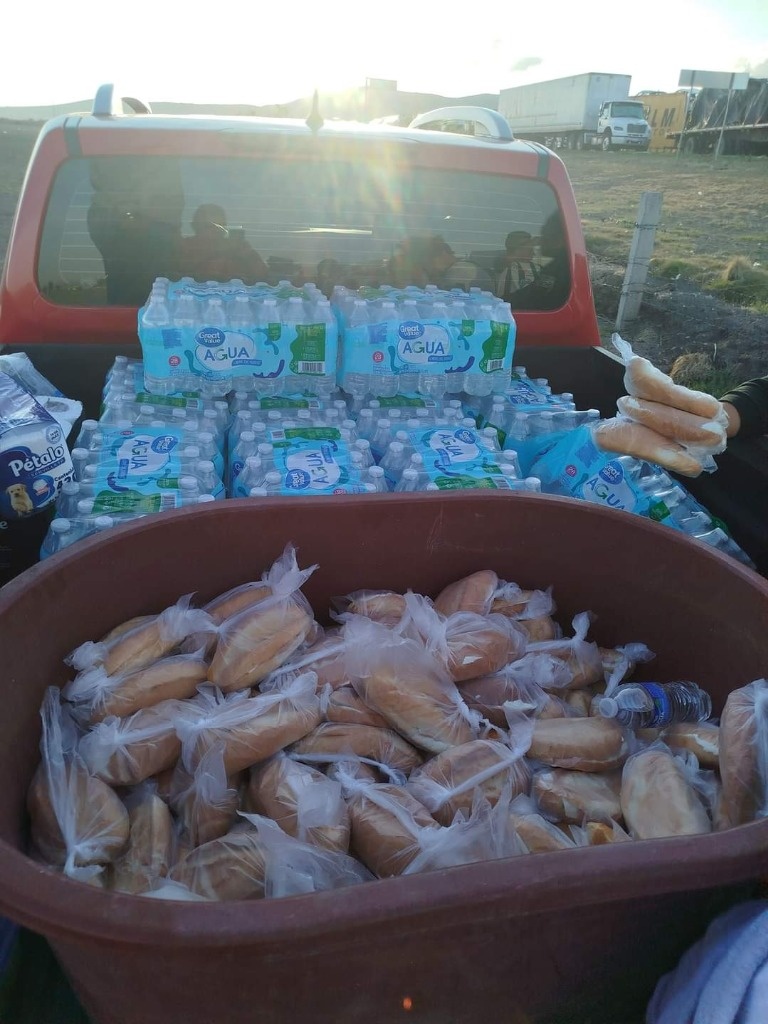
617;396;726;448
248;755;350;853
182;677;323;776
90;653;210;723
110;792;174;894
433;570;498;617
443;615;524;684
407;739;530;825
99;615;156;645
79;701;183;786
171;826;267;900
325;686;389;730
529;718;630;772
348;784;439;877
205;581;272;624
208;600;314;692
458;672;556;728
717;680;768;829
518;616;559;642
171;746;239;849
565;689;593;717
532;768;623;824
621;748;711;839
290;722;422;775
662;722;719;769
620;354;723;419
585;821;632;846
347;591;407;627
510;812;577;853
594;419;703;478
28;762;129;868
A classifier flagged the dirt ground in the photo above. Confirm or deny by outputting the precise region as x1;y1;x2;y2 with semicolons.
1;121;767;385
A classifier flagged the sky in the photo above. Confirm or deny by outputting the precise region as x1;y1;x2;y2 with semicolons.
2;0;767;109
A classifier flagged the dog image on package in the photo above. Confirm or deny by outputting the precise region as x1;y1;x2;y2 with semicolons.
0;372;74;519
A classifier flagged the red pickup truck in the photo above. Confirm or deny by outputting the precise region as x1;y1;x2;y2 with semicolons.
0;87;764;573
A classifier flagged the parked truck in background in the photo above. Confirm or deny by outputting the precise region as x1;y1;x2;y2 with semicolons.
498;73;651;152
632;90;691;152
665;77;768;155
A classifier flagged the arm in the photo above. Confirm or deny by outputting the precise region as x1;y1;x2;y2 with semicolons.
720;377;768;440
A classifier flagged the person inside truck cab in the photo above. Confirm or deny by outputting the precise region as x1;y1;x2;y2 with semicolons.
179;204;269;284
509;212;570;311
496;231;540;300
387;235;493;291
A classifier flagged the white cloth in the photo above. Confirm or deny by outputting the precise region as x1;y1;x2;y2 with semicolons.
647;900;768;1024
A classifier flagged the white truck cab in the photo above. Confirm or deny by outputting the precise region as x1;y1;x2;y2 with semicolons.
595;99;651;150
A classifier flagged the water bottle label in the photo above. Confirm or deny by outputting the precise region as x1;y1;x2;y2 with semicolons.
252;396;321;411
643;682;673;727
375;395;437;409
133;393;205;411
91;484;183;516
95;427;186;484
140;312;338;387
408;426;508;489
339;316;515;381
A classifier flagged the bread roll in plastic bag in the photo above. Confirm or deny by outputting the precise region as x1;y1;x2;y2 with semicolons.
324;685;389;729
110;783;174;895
342;615;481;754
406;720;533;825
458;665;563;727
433;570;498;618
27;688;129;879
289;720;421;777
170;743;238;848
248;752;350;853
507;793;586;853
66;595;216;676
525;612;604;691
332;590;407;628
205;552;319;696
716;678;768;830
64;649;209;725
532;767;623;824
612;334;724;420
616;396;726;452
172;815;370;900
528;716;631;772
491;582;560;641
176;673;322;775
261;635;349;693
621;744;712;840
78;699;184;786
399;591;527;684
594;416;712;477
338;770;441;877
601;642;655;695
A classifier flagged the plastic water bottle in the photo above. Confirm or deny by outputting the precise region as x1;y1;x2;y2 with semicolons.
342;300;371;400
197;494;217;505
380;441;409;486
40;518;74;559
179;476;201;504
56;480;82;518
71;448;90;481
353;439;374;468
229;431;258;490
366;466;388;493
264;471;283;495
258;443;276;474
74;419;99;450
597;681;713;729
395;467;421;493
195;460;223;499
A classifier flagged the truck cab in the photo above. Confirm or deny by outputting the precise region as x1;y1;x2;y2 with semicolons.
596;99;651;151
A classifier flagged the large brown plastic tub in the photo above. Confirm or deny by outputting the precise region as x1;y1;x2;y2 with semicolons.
0;493;767;1024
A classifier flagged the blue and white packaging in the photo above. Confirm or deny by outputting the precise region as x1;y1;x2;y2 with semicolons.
0;373;74;519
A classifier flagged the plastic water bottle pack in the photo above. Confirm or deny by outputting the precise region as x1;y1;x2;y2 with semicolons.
228;418;388;499
138;278;339;398
518;418;753;565
465;366;580;444
333;285;516;401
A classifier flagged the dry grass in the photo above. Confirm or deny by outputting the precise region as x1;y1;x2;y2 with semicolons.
561;150;768;310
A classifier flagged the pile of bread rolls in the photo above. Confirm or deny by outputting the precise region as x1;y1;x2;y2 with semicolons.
593;334;729;478
26;545;768;901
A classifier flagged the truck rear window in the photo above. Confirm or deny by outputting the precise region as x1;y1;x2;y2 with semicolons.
37;155;570;311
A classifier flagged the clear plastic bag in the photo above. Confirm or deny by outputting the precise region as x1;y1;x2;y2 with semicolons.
399;591;527;684
620;742;712;840
110;782;174;895
248;753;351;854
63;649;210;725
525;612;604;691
78;699;184;786
288;720;422;778
342;615;482;755
716;678;768;830
170;742;239;848
458;665;566;728
175;673;322;775
406;728;533;826
331;590;407;629
27;688;129;880
507;793;587;853
66;595;216;676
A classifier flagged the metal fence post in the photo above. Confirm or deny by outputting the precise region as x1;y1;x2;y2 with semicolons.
615;191;663;332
